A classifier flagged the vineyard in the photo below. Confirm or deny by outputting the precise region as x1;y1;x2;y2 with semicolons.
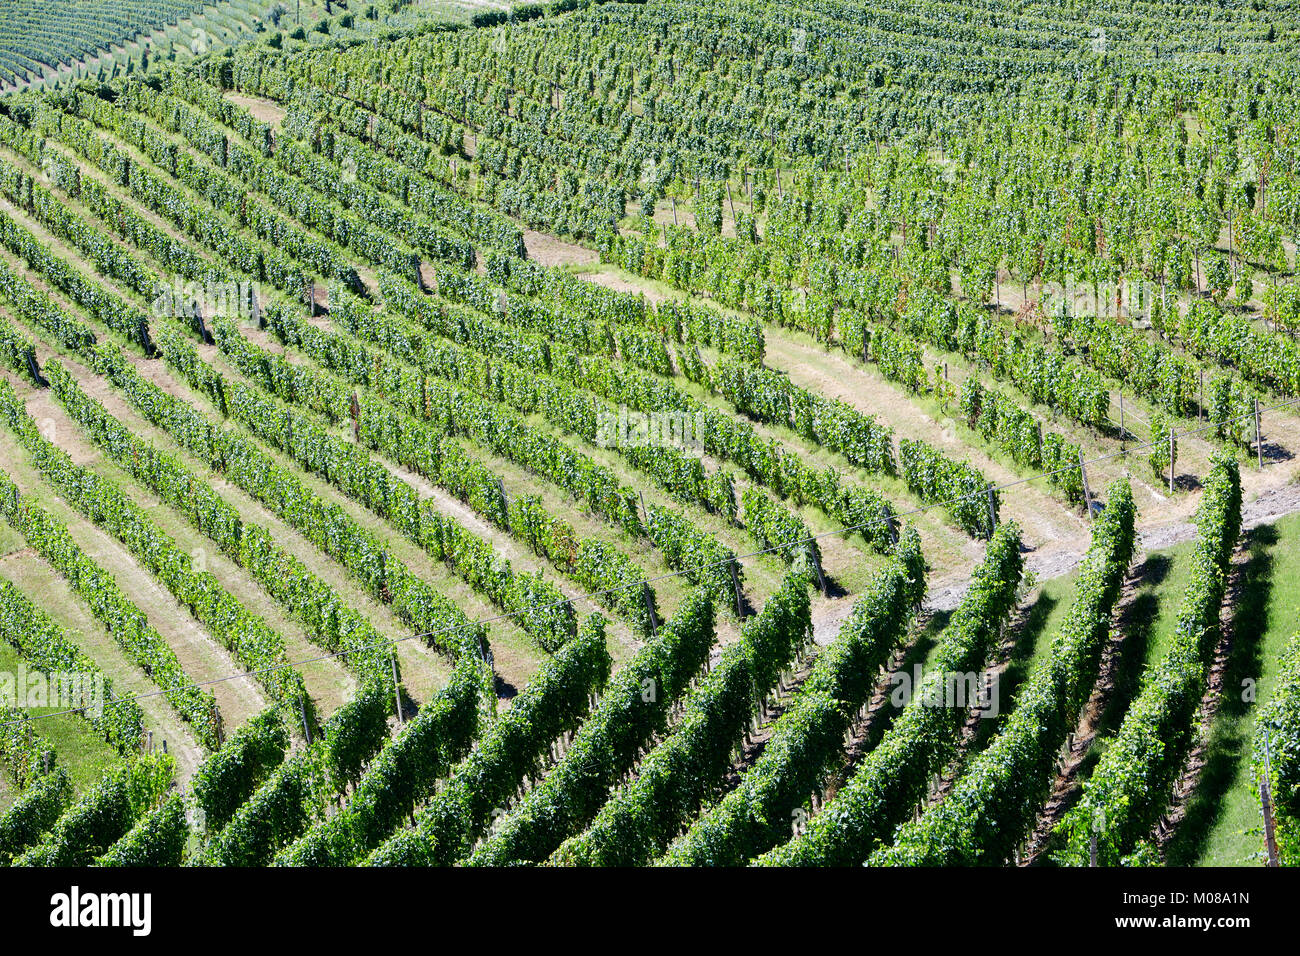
0;0;1299;874
0;1;506;95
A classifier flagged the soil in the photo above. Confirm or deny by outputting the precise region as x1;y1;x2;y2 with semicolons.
581;268;670;304
1020;559;1159;863
906;479;1300;619
522;229;598;267
224;92;287;129
1153;546;1252;857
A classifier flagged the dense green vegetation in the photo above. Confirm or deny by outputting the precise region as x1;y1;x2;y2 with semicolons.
0;0;1297;867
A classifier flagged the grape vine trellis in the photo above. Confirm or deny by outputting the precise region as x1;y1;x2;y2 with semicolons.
2;0;1299;870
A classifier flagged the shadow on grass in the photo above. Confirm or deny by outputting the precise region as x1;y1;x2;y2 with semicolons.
904;610;949;672
820;574;850;600
968;588;1058;751
493;674;519;702
1094;553;1174;738
1164;524;1276;866
857;610;950;753
1261;440;1294;465
1030;554;1171;863
1067;554;1174;790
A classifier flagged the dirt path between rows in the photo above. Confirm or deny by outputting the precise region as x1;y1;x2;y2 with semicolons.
522;230;598;267
223;91;287;129
584;268;671;304
1154;545;1252;859
806;475;1300;653
909;480;1300;619
1020;557;1163;863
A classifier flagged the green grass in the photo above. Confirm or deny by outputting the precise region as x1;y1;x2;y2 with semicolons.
0;641;123;798
1173;512;1300;866
969;549;1178;748
1092;551;1179;742
0;521;22;557
978;572;1074;744
1003;508;1300;866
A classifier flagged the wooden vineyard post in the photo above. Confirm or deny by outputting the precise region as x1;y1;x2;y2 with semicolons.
725;180;736;224
1118;393;1126;454
349;393;361;443
1169;429;1176;494
1261;771;1281;867
1079;450;1094;520
1255;398;1264;469
808;545;828;596
639;491;650;528
885;512;898;546
299;695;312;745
1199;370;1204;422
1261;731;1281;867
644;584;659;640
729;558;744;617
671;196;678;227
192;304;209;344
391;651;403;725
985;484;998;539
